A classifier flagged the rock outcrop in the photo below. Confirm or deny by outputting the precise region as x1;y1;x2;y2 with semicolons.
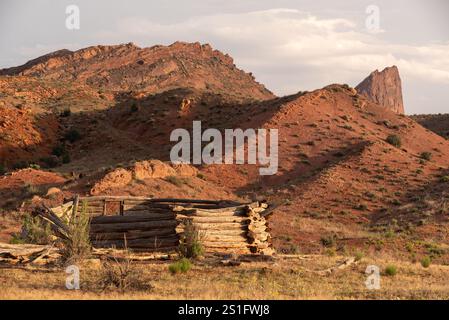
0;42;274;102
355;66;404;114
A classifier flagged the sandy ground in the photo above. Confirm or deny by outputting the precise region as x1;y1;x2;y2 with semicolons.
1;254;448;300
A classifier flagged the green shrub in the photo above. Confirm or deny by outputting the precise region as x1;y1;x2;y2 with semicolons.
20;215;53;244
320;235;336;248
0;164;6;175
60;202;92;263
40;156;59;168
420;152;432;161
99;252;147;292
384;265;397;276
386;135;401;148
196;173;206;180
166;175;185;187
61;108;71;117
12;161;28;170
440;176;449;183
354;251;364;261
64;129;82;143
62;153;71;164
52;145;66;157
179;219;204;259
169;258;192;274
421;256;431;268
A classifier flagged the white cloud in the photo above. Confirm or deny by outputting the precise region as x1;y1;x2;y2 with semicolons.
93;8;449;97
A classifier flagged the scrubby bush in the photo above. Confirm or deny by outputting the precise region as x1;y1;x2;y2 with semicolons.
169;258;192;274
320;235;336;248
420;152;432;161
19;215;53;244
12;161;29;170
62;153;71;164
61;108;71;117
64;129;82;143
40;156;59;168
384;265;397;276
130;103;139;113
386;134;401;148
354;251;364;261
99;253;148;292
179;219;204;259
52;144;66;157
440;176;449;183
166;175;185;187
0;164;6;176
60;202;91;263
421;256;431;268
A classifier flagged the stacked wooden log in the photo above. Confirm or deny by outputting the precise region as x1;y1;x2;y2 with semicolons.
174;201;273;254
53;196;274;255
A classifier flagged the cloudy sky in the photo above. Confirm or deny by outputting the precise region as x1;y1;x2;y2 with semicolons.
1;0;448;114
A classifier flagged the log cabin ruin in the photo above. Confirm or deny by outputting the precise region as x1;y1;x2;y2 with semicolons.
48;196;274;255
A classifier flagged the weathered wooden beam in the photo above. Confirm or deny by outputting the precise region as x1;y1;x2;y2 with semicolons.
90;220;177;233
90;229;177;241
91;213;175;224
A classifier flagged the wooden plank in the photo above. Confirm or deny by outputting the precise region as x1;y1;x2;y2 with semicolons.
90;220;177;233
176;215;250;223
201;242;250;249
92;238;179;248
201;234;248;242
90;229;177;241
102;199;107;216
91;214;175;224
122;210;173;216
91;234;178;243
122;205;170;211
80;196;234;205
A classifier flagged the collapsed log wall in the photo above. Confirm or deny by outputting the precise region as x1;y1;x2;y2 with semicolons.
60;196;273;255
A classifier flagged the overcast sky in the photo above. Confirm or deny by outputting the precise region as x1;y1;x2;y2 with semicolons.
1;0;448;114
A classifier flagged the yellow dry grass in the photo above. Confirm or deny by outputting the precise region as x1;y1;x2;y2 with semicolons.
1;254;449;300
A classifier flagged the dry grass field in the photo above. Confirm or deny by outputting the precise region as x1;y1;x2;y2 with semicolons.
1;254;449;300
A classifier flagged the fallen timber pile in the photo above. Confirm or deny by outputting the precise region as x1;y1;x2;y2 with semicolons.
0;243;59;265
39;196;275;255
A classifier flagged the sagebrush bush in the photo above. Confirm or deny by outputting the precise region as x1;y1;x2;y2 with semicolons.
420;152;432;161
385;265;397;276
421;256;431;268
60;202;91;263
386;135;401;148
99;253;148;292
19;215;53;244
179;219;204;259
64;129;82;143
52;145;66;157
169;258;192;274
165;175;185;187
61;108;71;117
320;235;336;248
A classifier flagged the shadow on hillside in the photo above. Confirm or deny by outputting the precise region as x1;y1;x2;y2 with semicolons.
370;167;449;229
236;140;371;199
